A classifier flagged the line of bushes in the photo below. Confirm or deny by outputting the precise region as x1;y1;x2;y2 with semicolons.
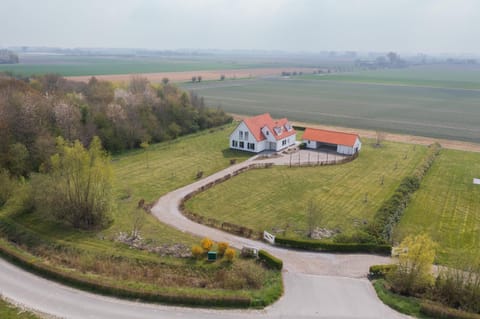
0;239;253;308
367;143;441;242
258;250;283;270
181;208;261;239
420;301;480;319
368;264;397;279
274;236;391;254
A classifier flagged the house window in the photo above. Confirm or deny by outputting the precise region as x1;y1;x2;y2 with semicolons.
266;131;269;136
239;141;244;148
282;139;287;146
232;140;238;147
245;131;249;140
247;143;255;150
239;131;243;140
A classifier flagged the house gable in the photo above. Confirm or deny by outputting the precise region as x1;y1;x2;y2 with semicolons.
229;113;297;153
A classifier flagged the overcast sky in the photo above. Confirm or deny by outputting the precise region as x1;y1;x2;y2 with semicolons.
2;0;480;54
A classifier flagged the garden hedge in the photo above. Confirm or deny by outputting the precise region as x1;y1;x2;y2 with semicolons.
275;236;391;254
0;238;252;308
420;301;480;319
368;143;441;242
258;250;283;270
368;264;397;279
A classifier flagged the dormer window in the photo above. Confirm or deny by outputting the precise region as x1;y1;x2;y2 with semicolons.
285;123;292;131
274;127;282;135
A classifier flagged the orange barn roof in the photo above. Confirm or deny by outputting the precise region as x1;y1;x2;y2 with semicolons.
302;128;359;147
243;113;296;142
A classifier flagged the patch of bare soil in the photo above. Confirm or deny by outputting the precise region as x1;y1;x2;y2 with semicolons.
231;113;480;153
65;67;317;83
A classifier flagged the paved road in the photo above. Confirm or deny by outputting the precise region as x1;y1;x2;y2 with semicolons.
0;152;409;318
0;258;406;319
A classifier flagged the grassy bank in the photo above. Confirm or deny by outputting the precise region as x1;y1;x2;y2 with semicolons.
395;149;480;264
0;125;282;307
0;297;39;319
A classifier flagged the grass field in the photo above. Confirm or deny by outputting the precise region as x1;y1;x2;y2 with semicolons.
301;64;480;90
186;141;426;238
109;125;250;240
0;298;38;319
394;149;480;264
0;125;283;303
182;67;480;143
0;55;282;76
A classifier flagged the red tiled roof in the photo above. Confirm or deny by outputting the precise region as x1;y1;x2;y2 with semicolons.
243;113;296;142
302;128;359;147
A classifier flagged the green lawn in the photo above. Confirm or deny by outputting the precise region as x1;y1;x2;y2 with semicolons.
186;141;426;238
0;298;39;319
373;280;430;319
395;149;480;264
109;125;250;242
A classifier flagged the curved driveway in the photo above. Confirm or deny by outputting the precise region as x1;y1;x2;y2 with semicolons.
0;152;409;318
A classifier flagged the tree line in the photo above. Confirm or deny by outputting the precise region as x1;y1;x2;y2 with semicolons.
0;73;232;177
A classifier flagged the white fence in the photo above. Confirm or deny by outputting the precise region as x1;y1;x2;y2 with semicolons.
263;231;275;244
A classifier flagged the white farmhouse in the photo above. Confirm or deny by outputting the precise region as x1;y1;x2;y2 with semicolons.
302;127;361;155
229;113;297;153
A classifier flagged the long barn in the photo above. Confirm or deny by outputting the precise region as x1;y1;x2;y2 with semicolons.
302;128;361;155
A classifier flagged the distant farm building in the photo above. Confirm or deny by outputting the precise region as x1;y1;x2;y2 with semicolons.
302;128;361;155
230;113;296;153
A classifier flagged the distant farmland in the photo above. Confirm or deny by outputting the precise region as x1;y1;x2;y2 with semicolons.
182;68;480;143
0;54;287;76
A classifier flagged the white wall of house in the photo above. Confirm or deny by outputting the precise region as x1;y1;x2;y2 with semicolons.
276;134;297;151
229;122;265;153
261;127;276;143
230;122;296;153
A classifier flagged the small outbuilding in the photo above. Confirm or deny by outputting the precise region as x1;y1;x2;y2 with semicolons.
302;128;361;155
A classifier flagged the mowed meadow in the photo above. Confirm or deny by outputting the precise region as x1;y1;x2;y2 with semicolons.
183;65;480;143
110;125;250;238
395;149;480;264
186;141;427;238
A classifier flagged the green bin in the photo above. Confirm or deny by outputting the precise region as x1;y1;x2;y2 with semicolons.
207;251;217;261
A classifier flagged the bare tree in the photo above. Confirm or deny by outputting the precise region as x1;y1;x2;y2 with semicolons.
140;140;150;168
306;199;322;238
375;131;387;147
128;76;149;94
131;208;146;240
191;76;197;83
197;75;202;82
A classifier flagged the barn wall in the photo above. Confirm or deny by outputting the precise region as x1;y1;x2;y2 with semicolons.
337;144;355;155
304;139;317;149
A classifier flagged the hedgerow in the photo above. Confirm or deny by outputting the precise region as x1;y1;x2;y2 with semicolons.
367;143;441;242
